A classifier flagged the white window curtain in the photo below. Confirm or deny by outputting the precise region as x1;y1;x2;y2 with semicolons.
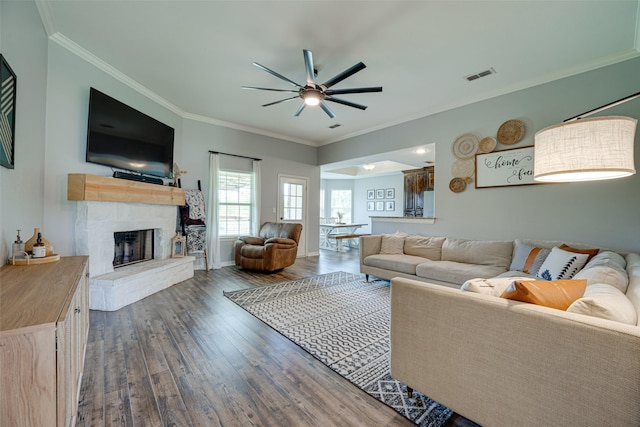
206;153;221;270
251;160;261;235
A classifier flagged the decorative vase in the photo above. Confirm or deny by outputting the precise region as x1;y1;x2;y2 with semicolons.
24;227;55;256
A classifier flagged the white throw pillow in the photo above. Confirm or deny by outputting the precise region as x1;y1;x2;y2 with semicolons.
567;283;638;325
380;232;406;255
509;242;552;275
536;247;589;280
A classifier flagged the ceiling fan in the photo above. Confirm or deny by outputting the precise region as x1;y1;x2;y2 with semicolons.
242;49;382;118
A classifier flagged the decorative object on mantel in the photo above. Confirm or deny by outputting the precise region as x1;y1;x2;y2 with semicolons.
497;119;525;145
449;177;466;193
171;232;186;258
534;90;639;183
451;133;480;159
172;163;187;187
478;136;497;153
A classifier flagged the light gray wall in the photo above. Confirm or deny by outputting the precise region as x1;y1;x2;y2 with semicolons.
319;58;640;254
0;1;49;262
180;120;320;263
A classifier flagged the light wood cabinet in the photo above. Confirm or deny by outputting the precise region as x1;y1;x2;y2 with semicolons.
0;256;89;427
402;166;434;217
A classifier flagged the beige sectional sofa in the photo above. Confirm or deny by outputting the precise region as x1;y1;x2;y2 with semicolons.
360;233;640;426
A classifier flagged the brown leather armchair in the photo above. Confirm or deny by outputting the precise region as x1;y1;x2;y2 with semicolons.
234;222;303;272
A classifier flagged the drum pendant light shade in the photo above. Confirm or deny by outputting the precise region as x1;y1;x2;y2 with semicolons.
534;116;637;182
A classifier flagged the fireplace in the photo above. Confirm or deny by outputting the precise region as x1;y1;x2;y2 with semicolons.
113;229;154;268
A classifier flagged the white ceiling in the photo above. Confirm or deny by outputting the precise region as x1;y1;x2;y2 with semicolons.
38;1;640;171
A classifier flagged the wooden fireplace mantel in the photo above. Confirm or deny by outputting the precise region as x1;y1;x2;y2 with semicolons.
67;174;186;206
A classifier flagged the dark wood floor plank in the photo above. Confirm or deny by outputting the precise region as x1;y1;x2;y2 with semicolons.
77;310;106;425
77;250;415;427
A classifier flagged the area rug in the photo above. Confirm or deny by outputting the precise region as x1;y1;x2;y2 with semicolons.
223;271;454;426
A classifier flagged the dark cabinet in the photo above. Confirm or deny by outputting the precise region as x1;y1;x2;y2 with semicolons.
403;167;434;217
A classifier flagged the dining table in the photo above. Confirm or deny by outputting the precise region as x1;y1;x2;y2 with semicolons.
319;223;367;250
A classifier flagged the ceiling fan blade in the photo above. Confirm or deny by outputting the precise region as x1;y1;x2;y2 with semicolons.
321;62;366;89
252;62;302;88
303;49;315;85
324;87;383;95
261;96;300;107
325;96;367;110
319;101;336;119
242;86;299;93
294;102;306;117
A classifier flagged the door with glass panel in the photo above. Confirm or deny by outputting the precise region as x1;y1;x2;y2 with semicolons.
278;175;307;257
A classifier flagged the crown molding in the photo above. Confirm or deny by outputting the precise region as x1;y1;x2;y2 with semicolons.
35;0;57;37
49;33;185;117
182;112;316;146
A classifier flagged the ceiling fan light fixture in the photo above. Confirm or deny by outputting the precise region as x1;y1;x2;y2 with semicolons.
302;88;322;106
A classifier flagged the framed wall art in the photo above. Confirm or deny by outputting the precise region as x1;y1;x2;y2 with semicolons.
367;189;375;200
376;201;384;211
367;201;375;211
376;189;384;199
386;201;395;211
0;55;17;169
385;188;395;199
475;145;537;188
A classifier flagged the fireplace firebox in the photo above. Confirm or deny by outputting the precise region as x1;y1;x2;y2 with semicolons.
113;229;154;268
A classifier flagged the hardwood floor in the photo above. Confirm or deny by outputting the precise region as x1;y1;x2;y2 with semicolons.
77;249;416;426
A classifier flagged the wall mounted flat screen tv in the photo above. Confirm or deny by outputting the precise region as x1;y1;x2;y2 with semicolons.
86;87;174;178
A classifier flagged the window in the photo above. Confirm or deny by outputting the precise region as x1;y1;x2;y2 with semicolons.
219;170;253;237
330;189;352;223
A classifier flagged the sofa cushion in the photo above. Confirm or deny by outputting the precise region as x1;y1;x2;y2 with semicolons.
403;235;445;260
363;254;426;275
441;238;513;269
536;247;589;280
500;279;587;310
574;251;629;293
509;242;551;275
567;283;638;325
380;232;407;255
416;260;508;285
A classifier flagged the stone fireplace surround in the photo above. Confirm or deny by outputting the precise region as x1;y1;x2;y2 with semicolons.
75;201;194;311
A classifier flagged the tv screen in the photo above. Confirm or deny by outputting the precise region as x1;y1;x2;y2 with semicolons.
86;88;174;178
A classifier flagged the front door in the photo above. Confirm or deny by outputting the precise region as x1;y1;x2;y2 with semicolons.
278;175;307;257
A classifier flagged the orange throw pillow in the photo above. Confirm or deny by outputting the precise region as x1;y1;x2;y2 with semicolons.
559;244;599;263
500;279;587;310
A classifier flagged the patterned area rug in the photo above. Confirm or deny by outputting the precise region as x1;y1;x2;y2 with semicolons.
224;271;454;426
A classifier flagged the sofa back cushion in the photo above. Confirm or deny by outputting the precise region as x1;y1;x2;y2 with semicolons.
442;238;513;269
573;251;628;293
403;236;446;260
509;241;552;275
259;222;303;243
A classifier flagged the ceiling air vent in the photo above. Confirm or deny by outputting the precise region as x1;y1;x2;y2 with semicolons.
329;124;342;129
465;67;496;82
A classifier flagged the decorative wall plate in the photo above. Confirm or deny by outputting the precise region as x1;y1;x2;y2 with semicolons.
497;119;525;145
451;133;480;159
451;159;475;178
478;136;497;153
449;177;466;193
